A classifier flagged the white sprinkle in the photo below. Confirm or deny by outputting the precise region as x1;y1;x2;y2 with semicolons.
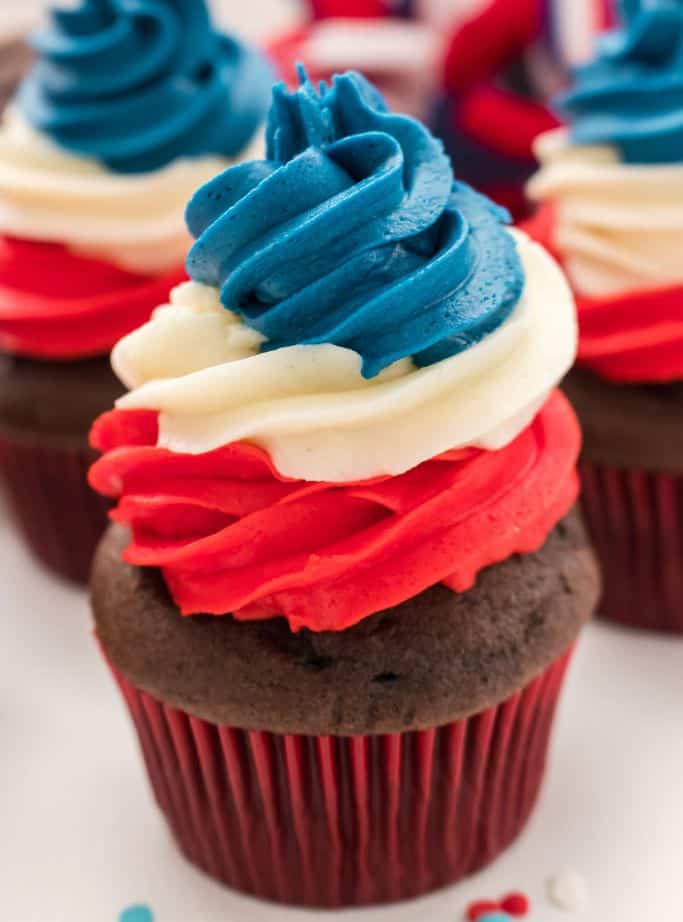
547;870;588;912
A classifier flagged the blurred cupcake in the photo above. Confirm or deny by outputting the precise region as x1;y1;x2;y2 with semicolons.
89;72;598;907
436;0;613;217
0;0;272;582
526;0;683;631
269;0;444;117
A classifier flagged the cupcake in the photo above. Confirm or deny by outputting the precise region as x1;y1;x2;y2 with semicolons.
526;0;683;632
0;0;272;582
269;0;441;117
89;72;599;907
436;0;613;218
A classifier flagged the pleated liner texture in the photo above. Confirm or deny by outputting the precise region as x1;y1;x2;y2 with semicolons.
111;649;573;908
0;430;111;584
580;461;683;633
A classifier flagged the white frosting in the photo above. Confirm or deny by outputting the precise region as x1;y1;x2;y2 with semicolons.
304;19;437;117
113;230;577;482
307;19;437;76
528;129;683;298
0;110;264;274
548;871;589;912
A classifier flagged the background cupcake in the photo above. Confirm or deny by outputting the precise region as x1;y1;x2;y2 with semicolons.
0;0;272;582
268;0;459;118
526;0;683;631
89;72;598;907
436;0;614;218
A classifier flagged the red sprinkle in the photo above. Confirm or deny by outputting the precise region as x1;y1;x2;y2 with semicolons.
501;892;530;916
466;901;501;921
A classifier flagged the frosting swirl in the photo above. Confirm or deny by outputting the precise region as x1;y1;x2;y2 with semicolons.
528;129;683;297
524;201;683;383
0;110;240;274
185;71;524;379
113;231;576;483
16;0;273;173
558;0;683;163
89;70;581;629
0;236;186;359
89;391;580;631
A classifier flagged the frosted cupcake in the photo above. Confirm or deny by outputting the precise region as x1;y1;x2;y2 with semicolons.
437;0;613;218
527;0;683;631
89;72;599;907
0;0;272;582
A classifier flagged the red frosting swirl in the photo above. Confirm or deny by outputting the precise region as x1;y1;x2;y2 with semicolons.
89;391;580;633
524;206;683;383
0;236;186;359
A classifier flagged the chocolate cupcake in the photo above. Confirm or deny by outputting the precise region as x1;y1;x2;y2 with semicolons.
0;0;272;582
527;0;683;631
89;71;599;907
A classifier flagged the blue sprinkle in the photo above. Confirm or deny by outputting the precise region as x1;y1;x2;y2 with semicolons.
478;914;512;922
119;906;154;922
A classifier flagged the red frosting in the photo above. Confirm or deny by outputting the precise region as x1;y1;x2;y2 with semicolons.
0;236;186;359
309;0;388;16
457;84;559;164
443;0;559;157
269;27;327;86
524;206;683;382
89;391;579;633
444;0;614;95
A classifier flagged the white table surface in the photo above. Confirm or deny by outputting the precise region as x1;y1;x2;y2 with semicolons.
3;502;683;922
2;1;683;920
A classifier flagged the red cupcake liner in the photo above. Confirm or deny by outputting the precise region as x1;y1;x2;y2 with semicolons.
0;429;110;583
580;461;683;632
110;649;573;908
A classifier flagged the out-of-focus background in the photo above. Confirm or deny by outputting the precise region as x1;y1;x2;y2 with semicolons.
0;0;485;39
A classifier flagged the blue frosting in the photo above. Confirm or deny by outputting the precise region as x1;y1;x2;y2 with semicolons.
16;0;273;173
186;71;524;379
558;0;683;163
119;907;153;922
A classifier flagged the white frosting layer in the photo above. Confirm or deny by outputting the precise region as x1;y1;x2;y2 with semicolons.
304;19;438;117
307;19;436;76
0;110;264;273
113;230;577;482
528;129;683;298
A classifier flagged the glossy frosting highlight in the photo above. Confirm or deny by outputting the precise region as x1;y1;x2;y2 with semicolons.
558;0;683;164
185;71;524;379
89;391;580;632
17;0;272;173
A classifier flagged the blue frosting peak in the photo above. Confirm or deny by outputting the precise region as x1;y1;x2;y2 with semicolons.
186;71;525;379
16;0;273;173
558;0;683;163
